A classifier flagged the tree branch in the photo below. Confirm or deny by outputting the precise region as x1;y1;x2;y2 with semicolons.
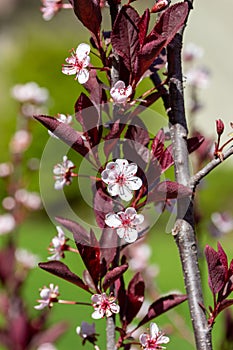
190;147;233;191
167;10;213;350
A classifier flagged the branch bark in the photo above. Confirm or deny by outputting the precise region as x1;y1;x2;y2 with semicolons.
167;17;213;350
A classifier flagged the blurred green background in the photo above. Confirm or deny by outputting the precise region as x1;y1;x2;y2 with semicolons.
0;1;233;349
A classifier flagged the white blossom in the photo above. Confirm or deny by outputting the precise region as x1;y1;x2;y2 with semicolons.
0;214;16;235
101;159;142;201
139;322;170;349
105;207;144;243
53;156;75;190
91;293;120;319
110;80;132;104
15;248;39;269
34;284;59;310
48;226;67;261
11;82;49;104
62;43;90;84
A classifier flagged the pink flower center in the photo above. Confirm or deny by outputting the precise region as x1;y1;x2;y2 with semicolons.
116;174;126;185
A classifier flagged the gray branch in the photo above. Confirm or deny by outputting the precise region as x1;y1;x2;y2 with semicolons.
167;28;213;350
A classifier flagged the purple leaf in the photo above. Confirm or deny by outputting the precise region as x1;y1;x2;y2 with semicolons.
160;145;174;172
137;294;187;328
76;229;101;289
0;245;15;284
218;299;233;314
103;264;128;291
217;242;228;279
93;186;114;228
55;216;90;245
39;261;90;292
134;2;188;83
125;272;145;325
138;9;150;46
34;115;89;156
104;120;125;159
149;180;191;202
152;129;165;160
205;245;226;295
111;5;140;73
75;93;102;147
68;0;102;37
124;117;150;146
187;135;205;154
99;228;117;273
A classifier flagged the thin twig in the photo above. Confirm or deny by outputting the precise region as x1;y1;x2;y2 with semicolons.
190;147;233;191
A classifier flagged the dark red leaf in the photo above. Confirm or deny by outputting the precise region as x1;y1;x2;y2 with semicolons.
137;294;187;328
75;93;102;147
149;180;191;202
187;135;205;154
205;245;226;295
217;242;228;279
151;129;165;160
104;120;125;159
94;186;114;228
99;228;117;272
55;216;90;245
68;0;102;37
103;264;128;291
111;5;140;73
138;9;150;46
76;229;101;289
124;117;150;146
218;299;233;314
134;2;188;82
229;259;233;276
160;144;174;172
34;115;89;156
0;245;15;284
39;261;90;292
125;272;145;325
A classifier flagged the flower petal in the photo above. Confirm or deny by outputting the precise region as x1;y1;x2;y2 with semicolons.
124;162;137;176
125;207;137;218
118;185;133;201
124;227;138;243
91;310;104;319
126;177;142;190
76;43;90;59
110;303;120;314
105;213;122;228
132;214;144;225
116;227;125;239
115;159;128;172
77;69;90;84
108;183;120;197
62;66;77;76
150;322;159;339
139;333;148;346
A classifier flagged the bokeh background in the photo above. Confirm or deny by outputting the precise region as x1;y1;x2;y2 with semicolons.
0;0;233;349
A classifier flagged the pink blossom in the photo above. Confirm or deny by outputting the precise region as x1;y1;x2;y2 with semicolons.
186;67;210;89
139;323;170;349
183;42;203;62
0;214;16;235
62;44;90;84
15;248;39;269
110;81;132;104
91;293;120;319
34;284;59;310
105;207;144;243
11;82;49;104
101;159;142;201
53;156;76;190
48;226;67;261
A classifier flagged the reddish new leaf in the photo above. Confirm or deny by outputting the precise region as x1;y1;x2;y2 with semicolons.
39;261;90;292
218;299;233;314
124;117;150;146
31;322;68;349
205;245;226;295
111;5;140;73
69;0;102;37
99;228;117;273
102;264;128;291
125;272;145;325
160;144;174;172
34;115;89;156
137;294;187;328
187;135;205;154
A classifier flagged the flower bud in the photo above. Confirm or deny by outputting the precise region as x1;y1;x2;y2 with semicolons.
151;0;170;13
216;119;224;136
